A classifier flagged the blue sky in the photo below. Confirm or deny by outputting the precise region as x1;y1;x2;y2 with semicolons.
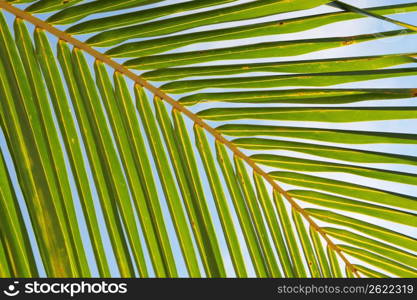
1;0;416;277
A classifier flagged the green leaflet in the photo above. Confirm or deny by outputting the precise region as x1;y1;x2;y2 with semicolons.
197;106;417;122
107;74;177;277
345;266;355;278
270;171;417;211
329;1;417;32
1;0;416;280
7;0;36;3
292;210;321;277
67;0;238;34
215;142;268;277
327;247;343;278
154;97;224;277
57;41;135;278
306;209;417;252
339;245;417;277
253;172;294;277
234;156;281;277
88;0;331;47
135;85;200;277
194;126;247;277
0;211;11;287
95;65;167;277
309;227;331;277
290;190;417;227
26;0;83;13
171;109;226;278
0;234;11;277
107;2;417;57
324;227;417;269
0;51;58;276
0;149;36;277
144;54;417;81
34;29;110;277
273;191;307;278
125;30;414;70
17;20;94;277
354;265;389;278
111;74;178;278
0;12;76;277
217;124;417;145
47;0;163;24
232;138;417;166
180;88;417;106
163;68;417;93
15;19;90;276
73;48;148;277
252;153;417;187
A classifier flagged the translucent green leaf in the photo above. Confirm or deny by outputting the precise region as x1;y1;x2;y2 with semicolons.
354;264;389;278
270;172;417;211
0;150;36;277
324;227;417;269
74;47;148;277
107;2;417;57
194;126;247;277
215;142;268;277
135;85;200;277
125;31;414;70
253;154;417;188
89;0;331;47
309;227;331;277
217;124;417;145
48;0;163;24
0;235;11;277
290;190;417;227
154;97;225;277
67;0;238;34
235;156;281;277
95;65;167;277
327;246;343;278
16;18;90;276
306;209;417;252
172;110;225;277
164;68;417;93
144;53;416;81
339;245;417;277
273;191;307;277
329;1;417;32
197;106;417;122
234;138;417;167
35;29;110;278
57;41;135;277
253;172;294;277
0;12;76;277
292;210;321;277
26;0;83;13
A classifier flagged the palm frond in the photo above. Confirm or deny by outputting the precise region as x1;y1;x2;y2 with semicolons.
0;0;416;278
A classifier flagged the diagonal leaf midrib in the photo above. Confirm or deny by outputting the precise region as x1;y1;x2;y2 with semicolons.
0;0;360;277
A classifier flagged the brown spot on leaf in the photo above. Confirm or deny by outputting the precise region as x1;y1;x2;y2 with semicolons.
342;39;355;46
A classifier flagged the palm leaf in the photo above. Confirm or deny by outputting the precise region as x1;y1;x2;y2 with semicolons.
104;2;417;56
125;31;415;70
0;0;416;278
354;264;389;278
